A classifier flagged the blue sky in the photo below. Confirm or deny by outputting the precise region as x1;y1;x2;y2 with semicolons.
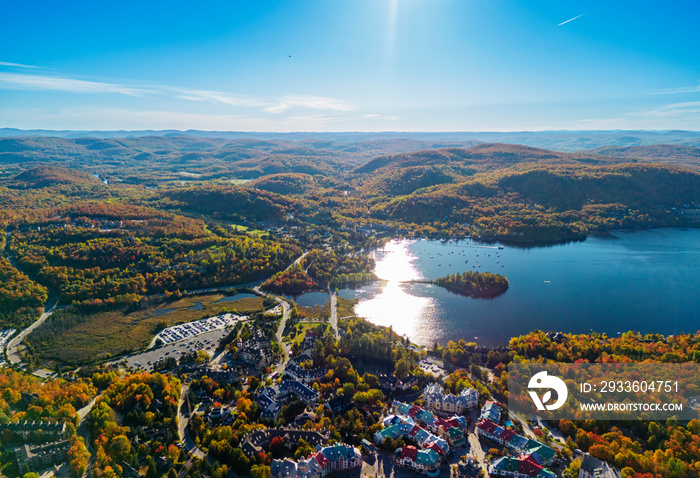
1;0;699;132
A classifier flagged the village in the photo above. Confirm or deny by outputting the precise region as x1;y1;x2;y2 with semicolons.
0;292;624;478
151;303;621;478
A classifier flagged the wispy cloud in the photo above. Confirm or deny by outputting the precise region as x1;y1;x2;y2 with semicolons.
0;72;153;96
263;95;356;114
575;101;700;129
0;71;358;115
0;107;392;132
651;83;700;95
0;61;48;69
169;88;268;108
557;13;586;27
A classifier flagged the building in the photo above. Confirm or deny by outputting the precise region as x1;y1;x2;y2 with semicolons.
270;443;362;478
489;456;556;478
477;419;556;467
1;421;67;442
360;438;377;454
240;429;329;458
238;329;274;370
257;380;320;421
423;383;479;415
286;362;328;385
455;457;482;478
374;415;450;458
480;400;502;423
239;347;274;370
15;440;71;474
579;453;622;478
393;401;467;447
324;395;353;415
395;445;441;477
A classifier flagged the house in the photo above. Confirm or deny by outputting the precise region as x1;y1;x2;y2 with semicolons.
293;410;318;427
378;374;401;392
579;453;622;478
489;456;556;478
2;421;67;442
286;362;328;384
480;400;502;423
360;438;377;454
270;443;362;478
239;330;274;370
456;457;481;478
393;401;467;446
257;380;320;421
423;383;479;415
240;429;329;458
374;414;450;458
239;347;274;370
477;419;556;467
15;440;71;474
324;395;353;415
395;445;441;477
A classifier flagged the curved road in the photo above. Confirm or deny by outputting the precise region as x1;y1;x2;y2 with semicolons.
176;383;218;477
252;286;292;375
6;290;58;367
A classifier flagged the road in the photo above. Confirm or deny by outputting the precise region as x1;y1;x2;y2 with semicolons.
508;411;566;451
329;291;339;340
6;290;58;367
77;395;99;478
3;231;58;376
176;382;217;477
273;295;292;375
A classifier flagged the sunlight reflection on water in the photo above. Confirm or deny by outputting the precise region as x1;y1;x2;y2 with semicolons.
354;239;440;344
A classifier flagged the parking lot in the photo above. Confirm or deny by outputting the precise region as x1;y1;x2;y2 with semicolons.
153;313;240;345
418;357;447;377
114;324;240;373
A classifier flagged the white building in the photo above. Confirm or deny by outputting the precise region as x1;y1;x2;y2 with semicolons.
423;383;479;415
579;453;622;478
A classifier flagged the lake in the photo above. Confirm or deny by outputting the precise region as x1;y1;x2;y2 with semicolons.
343;229;700;348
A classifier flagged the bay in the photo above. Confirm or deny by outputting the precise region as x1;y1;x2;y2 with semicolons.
347;229;700;348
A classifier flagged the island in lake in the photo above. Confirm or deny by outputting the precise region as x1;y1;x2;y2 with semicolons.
433;270;509;297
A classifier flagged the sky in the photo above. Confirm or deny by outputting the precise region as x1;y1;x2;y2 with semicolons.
1;0;699;132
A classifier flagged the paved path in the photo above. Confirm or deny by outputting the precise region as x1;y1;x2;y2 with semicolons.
329;291;339;340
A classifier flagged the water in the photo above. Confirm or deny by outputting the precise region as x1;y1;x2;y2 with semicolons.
350;229;700;348
290;291;330;307
214;293;257;303
151;308;178;316
188;302;204;311
91;173;108;185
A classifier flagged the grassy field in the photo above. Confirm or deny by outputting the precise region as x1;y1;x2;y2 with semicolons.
296;296;357;320
336;297;358;318
288;322;325;345
36;294;267;365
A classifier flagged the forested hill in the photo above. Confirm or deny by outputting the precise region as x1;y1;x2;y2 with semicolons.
0;135;481;184
1;139;700;248
353;143;614;175
351;143;625;196
585;144;700;169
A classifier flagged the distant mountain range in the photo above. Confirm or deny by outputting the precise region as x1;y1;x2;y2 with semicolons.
2;128;700;151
